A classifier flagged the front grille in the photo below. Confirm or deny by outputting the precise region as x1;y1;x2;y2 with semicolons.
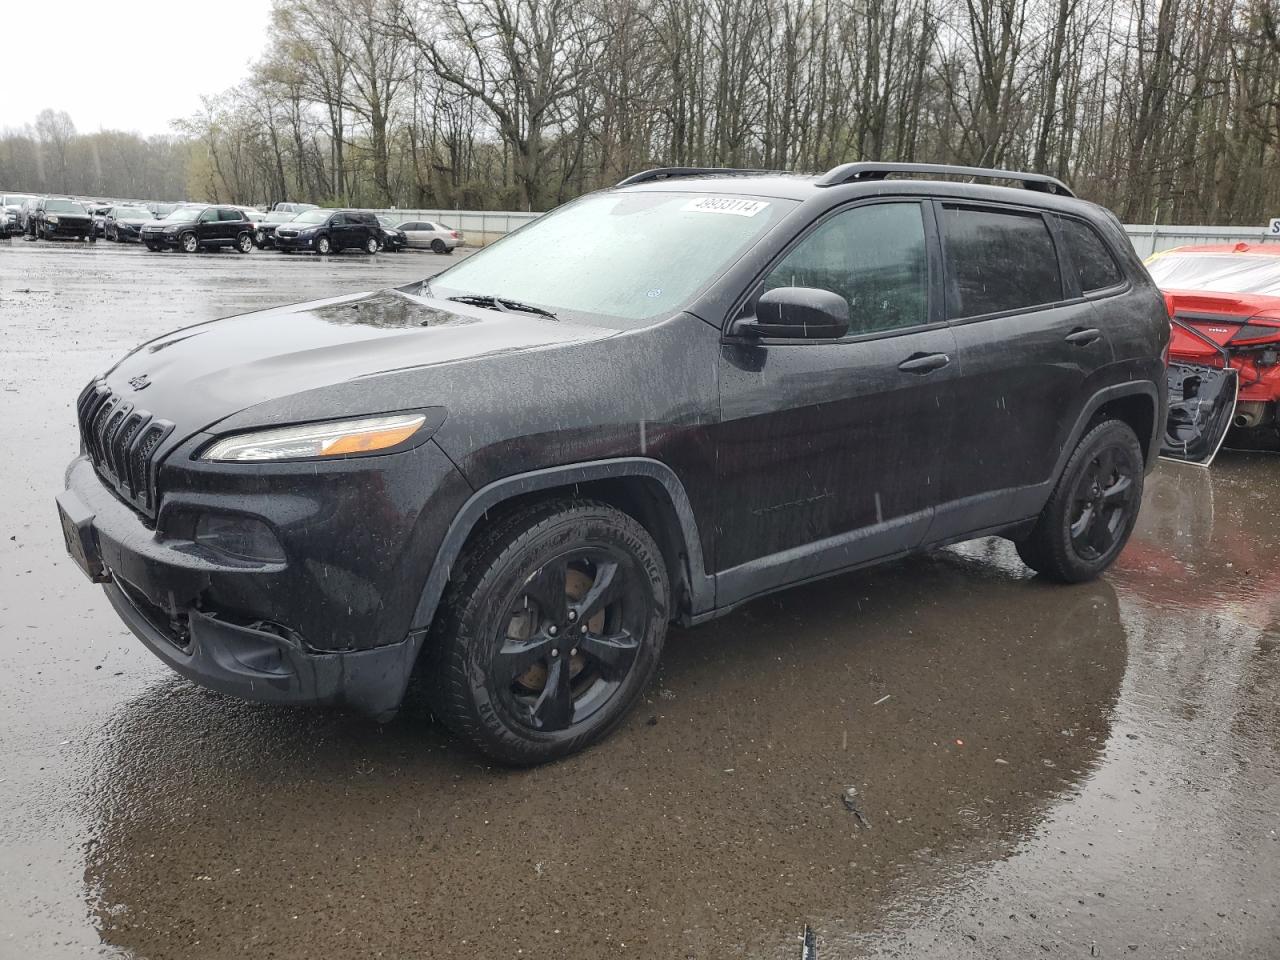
77;381;174;517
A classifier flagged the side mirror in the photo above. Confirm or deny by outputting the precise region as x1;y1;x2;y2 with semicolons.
733;286;849;339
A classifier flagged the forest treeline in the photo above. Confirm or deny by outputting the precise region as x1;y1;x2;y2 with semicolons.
3;0;1280;224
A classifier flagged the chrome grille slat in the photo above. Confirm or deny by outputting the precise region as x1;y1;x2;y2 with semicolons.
75;382;171;518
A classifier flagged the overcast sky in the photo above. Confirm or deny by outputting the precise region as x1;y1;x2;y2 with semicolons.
3;0;272;136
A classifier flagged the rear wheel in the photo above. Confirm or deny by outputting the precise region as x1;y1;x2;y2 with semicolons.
431;238;446;254
236;232;254;254
1016;419;1144;582
428;500;670;765
364;235;379;254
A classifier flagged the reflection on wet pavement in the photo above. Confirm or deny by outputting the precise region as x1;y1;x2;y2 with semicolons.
1;244;1277;959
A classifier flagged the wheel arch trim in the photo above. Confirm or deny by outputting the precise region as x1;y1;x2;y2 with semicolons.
1054;380;1161;480
409;457;715;635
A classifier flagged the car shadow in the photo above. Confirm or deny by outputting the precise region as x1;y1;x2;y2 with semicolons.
81;541;1127;960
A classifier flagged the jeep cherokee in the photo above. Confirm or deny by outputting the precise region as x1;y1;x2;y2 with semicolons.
57;162;1169;764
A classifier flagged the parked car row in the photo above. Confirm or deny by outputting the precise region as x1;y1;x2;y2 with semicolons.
3;191;464;256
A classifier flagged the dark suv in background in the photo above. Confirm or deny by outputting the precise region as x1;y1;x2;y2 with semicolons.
141;205;255;253
273;209;381;254
28;197;95;240
57;162;1167;765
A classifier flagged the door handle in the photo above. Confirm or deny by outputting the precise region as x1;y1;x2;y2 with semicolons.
897;352;951;374
1065;327;1102;346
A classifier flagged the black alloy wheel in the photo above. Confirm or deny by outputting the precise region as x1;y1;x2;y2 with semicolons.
431;238;446;254
1015;419;1144;582
1068;444;1138;562
428;499;669;764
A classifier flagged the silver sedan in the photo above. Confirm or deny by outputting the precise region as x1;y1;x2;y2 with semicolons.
394;219;464;253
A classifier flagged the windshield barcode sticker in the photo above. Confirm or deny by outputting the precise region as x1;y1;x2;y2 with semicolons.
682;197;770;217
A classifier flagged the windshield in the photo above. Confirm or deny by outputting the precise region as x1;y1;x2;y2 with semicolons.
292;209;330;225
265;211;295;223
163;206;204;223
113;206;150;219
429;191;792;321
1146;252;1280;297
46;199;87;214
377;216;397;227
3;195;35;206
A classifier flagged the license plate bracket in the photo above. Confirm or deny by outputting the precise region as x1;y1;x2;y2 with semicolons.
56;491;110;583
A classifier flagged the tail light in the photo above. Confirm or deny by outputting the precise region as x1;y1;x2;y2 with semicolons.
450;231;459;239
1228;316;1280;346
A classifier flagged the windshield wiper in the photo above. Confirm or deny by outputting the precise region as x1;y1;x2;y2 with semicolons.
446;294;558;320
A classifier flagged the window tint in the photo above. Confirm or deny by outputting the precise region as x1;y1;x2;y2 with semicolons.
218;208;242;221
761;202;929;335
942;206;1062;317
1059;216;1123;292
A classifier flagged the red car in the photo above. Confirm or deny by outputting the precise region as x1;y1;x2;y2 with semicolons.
1147;242;1280;461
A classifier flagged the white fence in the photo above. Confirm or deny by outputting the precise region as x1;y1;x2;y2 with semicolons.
371;207;1273;255
1122;224;1273;258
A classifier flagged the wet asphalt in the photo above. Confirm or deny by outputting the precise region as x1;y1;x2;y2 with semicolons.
1;238;1277;960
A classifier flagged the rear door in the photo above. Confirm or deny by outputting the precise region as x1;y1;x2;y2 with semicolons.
714;199;959;603
218;207;242;244
928;201;1114;541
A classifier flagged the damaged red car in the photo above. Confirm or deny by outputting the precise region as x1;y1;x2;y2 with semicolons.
1146;242;1280;463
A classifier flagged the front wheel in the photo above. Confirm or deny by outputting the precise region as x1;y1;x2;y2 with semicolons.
181;232;199;253
1015;419;1144;582
315;235;332;255
236;232;254;254
428;500;670;765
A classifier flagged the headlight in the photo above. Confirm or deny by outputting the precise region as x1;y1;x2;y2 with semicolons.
201;413;429;462
164;225;180;233
47;215;59;223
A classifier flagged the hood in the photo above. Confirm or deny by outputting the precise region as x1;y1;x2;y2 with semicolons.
100;287;615;441
117;217;151;226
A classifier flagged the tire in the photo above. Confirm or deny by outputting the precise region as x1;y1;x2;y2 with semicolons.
145;243;160;252
364;235;379;254
431;238;446;254
315;235;332;255
236;232;254;254
181;232;199;253
1016;419;1145;583
428;499;670;765
254;229;265;248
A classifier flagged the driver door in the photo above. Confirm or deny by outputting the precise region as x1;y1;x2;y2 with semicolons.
714;200;958;605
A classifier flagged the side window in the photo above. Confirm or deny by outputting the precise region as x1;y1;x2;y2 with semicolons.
942;206;1062;318
761;202;929;336
331;213;347;226
1058;216;1123;292
198;208;217;222
422;222;436;231
218;208;241;221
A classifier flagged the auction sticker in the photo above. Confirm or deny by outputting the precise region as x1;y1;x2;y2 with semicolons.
682;197;770;217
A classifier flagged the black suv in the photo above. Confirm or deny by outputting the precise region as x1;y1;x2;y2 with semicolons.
56;163;1168;764
141;205;255;253
28;197;95;240
273;209;381;254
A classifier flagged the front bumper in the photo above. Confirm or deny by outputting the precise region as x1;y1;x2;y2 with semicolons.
42;220;92;238
58;438;469;716
140;230;181;248
274;233;315;251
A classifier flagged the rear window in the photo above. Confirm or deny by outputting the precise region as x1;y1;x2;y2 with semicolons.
1059;217;1123;292
943;206;1063;318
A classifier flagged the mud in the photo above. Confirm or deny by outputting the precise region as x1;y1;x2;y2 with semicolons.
1;240;1277;959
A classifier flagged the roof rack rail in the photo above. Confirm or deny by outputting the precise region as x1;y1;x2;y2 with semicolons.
616;166;779;187
815;161;1074;197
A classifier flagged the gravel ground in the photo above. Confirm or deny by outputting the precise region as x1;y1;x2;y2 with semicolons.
1;238;1277;959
